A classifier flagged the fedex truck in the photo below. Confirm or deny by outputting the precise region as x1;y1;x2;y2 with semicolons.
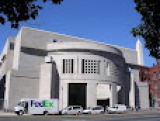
14;98;59;115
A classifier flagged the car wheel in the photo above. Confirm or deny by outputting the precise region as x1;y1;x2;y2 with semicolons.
64;112;67;115
101;111;104;114
77;111;81;115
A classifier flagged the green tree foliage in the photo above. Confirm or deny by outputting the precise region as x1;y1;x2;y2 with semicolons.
0;0;63;28
131;0;160;59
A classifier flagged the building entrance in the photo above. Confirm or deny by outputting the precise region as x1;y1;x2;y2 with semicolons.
69;83;87;109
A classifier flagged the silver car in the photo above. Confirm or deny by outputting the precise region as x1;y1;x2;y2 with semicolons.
83;106;104;114
61;106;83;115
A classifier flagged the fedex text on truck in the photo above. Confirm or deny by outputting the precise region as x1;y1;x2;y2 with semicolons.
31;100;54;107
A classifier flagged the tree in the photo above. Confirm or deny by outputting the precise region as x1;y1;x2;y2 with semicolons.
131;0;160;59
0;0;63;28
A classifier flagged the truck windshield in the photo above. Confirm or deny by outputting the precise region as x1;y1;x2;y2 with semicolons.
18;102;24;107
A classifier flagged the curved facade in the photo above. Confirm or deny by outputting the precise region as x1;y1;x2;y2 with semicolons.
0;27;149;110
46;49;125;109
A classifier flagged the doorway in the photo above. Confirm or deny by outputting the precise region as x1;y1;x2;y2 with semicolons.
69;83;87;109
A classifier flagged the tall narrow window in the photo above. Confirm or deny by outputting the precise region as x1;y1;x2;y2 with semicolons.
107;62;111;76
155;82;158;89
63;59;74;73
10;42;14;50
153;72;157;80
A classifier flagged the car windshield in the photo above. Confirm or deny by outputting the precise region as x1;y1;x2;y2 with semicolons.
64;107;69;110
87;107;92;109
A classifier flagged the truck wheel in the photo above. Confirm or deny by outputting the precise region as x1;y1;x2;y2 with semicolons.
44;111;49;116
18;111;23;116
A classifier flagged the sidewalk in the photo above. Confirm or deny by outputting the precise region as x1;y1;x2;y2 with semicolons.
0;110;16;117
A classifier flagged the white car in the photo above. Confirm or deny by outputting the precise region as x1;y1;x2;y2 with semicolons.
61;106;83;115
107;104;127;114
83;106;104;114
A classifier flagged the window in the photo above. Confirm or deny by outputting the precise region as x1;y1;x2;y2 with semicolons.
82;59;100;74
107;63;119;76
53;39;57;42
153;72;157;80
63;59;74;73
107;62;111;76
155;93;158;99
73;107;81;110
10;42;14;49
155;83;158;89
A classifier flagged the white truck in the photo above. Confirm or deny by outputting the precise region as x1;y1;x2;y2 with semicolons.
14;98;59;115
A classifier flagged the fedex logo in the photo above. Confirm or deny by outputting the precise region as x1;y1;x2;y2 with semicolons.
31;100;54;107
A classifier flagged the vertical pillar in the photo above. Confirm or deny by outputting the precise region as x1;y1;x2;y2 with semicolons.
59;82;68;110
87;83;97;107
63;83;68;109
110;83;118;107
120;86;126;104
39;63;52;98
129;73;136;108
4;71;11;110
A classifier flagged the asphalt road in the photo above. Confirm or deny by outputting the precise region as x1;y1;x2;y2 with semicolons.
0;113;160;121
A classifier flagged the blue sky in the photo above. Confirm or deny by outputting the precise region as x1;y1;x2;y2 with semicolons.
0;0;156;66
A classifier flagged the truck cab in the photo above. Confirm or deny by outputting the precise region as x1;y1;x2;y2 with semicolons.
14;100;29;115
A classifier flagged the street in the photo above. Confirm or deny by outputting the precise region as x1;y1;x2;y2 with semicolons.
0;113;160;121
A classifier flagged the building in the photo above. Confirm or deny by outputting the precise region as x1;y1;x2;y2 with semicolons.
140;60;160;108
0;27;149;111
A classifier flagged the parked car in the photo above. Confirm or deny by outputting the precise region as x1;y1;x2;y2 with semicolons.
107;104;127;114
83;106;104;114
61;106;83;115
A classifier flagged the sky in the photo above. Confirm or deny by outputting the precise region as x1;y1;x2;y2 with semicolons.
0;0;156;66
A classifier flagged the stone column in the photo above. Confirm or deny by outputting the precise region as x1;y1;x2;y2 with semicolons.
129;73;136;108
110;83;118;107
87;83;97;107
59;82;68;110
39;63;52;98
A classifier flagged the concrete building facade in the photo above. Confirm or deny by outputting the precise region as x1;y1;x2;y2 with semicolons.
0;27;149;111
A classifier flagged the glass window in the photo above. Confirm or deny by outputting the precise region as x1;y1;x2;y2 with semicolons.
73;107;80;110
63;59;74;73
153;72;157;80
155;83;158;89
10;42;14;50
107;62;111;76
82;59;100;74
68;107;72;110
